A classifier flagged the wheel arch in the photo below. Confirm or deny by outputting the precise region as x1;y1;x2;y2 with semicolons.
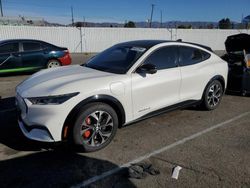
61;94;126;140
210;75;226;92
202;75;226;98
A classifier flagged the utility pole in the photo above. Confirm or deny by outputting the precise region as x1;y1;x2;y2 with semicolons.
80;26;83;52
149;4;155;28
71;6;74;26
160;10;163;28
83;16;85;27
0;0;3;17
80;17;86;52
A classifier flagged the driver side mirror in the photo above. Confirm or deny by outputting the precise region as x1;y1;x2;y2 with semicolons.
136;63;157;74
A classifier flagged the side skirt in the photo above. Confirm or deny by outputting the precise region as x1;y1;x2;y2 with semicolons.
124;100;201;127
0;66;42;74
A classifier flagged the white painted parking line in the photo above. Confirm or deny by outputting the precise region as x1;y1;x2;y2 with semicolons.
72;111;250;188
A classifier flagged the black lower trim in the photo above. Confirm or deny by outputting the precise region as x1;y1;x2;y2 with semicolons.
125;100;200;126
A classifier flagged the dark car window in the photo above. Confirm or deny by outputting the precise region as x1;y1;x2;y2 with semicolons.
179;46;210;66
0;43;19;54
23;42;42;52
85;45;147;74
143;46;178;70
41;43;55;50
201;50;211;61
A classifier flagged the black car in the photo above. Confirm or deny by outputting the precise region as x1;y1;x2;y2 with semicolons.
0;39;71;74
222;33;250;96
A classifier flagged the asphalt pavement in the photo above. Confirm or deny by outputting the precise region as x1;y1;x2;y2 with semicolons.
0;53;249;188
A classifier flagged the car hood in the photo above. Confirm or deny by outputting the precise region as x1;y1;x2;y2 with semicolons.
225;33;250;53
16;65;114;97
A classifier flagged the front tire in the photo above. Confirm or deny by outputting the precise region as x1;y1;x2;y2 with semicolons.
202;80;223;110
73;103;118;152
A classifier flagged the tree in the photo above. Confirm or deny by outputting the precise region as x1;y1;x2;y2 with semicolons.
177;24;192;29
218;18;232;29
124;21;136;28
206;23;214;29
75;22;82;27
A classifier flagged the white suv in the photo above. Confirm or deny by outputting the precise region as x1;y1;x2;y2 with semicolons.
16;40;228;152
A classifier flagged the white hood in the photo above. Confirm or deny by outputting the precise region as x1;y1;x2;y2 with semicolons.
16;65;114;97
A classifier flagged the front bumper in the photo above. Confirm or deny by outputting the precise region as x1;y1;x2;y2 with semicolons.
15;93;77;142
18;118;54;142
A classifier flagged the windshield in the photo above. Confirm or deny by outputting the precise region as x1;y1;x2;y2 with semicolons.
84;45;147;74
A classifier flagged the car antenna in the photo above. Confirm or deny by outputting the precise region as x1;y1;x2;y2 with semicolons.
176;39;182;42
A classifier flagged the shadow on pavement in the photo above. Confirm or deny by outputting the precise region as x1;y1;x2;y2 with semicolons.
0;151;135;188
0;97;59;151
0;72;33;77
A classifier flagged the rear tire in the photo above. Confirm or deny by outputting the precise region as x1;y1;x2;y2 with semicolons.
47;59;61;68
73;102;118;152
242;90;247;97
201;80;223;111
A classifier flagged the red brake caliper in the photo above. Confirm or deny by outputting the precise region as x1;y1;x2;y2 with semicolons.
83;117;91;138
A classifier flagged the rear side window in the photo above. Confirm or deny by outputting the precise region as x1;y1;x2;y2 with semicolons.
0;43;19;54
23;42;42;52
41;43;54;50
144;46;178;70
179;46;210;66
201;50;211;60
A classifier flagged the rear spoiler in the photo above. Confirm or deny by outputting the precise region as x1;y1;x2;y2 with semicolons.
186;42;213;52
176;39;213;52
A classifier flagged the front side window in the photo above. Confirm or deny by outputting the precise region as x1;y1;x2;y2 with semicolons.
85;45;147;74
23;42;42;52
0;43;19;54
143;46;178;70
179;46;210;66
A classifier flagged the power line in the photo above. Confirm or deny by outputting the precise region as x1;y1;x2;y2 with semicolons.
149;4;155;28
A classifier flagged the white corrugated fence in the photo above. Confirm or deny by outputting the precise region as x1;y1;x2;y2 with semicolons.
0;25;249;52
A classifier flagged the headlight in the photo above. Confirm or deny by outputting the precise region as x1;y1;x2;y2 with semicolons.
27;92;79;105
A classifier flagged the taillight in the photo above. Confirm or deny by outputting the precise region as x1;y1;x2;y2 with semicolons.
64;49;69;54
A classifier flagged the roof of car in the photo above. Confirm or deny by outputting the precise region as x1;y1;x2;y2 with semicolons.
117;40;213;52
0;39;63;49
0;39;47;44
118;40;170;49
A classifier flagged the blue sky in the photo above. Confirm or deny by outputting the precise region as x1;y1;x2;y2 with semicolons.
2;0;250;24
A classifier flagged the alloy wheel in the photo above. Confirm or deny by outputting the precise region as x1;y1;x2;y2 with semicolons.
80;110;114;147
48;61;60;68
207;83;222;108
